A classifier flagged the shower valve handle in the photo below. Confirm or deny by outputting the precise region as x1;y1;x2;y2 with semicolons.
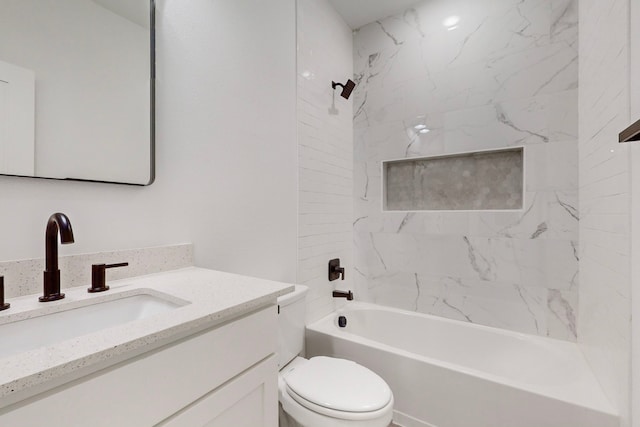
329;259;345;281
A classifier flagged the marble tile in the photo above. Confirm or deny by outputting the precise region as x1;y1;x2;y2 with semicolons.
471;190;579;240
357;190;577;242
352;0;578;340
354;0;555;70
356;232;578;288
442;100;549;151
438;90;578;153
551;0;578;45
354;42;578;123
354;268;576;339
421;0;552;71
525;141;578;191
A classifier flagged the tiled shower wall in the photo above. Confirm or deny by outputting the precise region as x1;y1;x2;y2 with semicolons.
297;0;354;322
353;0;579;339
578;0;631;423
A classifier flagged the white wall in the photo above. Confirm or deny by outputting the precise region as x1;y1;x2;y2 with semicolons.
0;0;298;285
297;0;354;322
578;0;631;424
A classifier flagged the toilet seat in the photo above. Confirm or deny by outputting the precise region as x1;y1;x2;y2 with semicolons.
282;356;393;421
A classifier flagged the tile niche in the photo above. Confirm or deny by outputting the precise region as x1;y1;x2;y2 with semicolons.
383;147;524;211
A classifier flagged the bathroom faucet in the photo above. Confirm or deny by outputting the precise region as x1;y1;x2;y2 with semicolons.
0;276;9;311
333;290;354;301
40;213;75;302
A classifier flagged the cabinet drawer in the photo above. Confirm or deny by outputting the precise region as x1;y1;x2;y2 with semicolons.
0;305;277;426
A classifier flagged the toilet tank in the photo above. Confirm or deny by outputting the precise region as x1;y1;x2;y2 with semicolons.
277;285;308;368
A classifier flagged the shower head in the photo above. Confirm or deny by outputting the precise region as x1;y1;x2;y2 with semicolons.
332;79;356;100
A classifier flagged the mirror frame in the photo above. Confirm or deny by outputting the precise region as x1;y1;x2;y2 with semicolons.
0;0;156;186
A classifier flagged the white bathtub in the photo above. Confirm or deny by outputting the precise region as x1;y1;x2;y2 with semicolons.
305;303;618;427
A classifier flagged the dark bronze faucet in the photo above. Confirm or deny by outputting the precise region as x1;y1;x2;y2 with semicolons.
0;276;9;311
332;290;354;300
40;213;74;302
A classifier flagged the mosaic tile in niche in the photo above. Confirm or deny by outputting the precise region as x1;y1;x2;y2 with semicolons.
384;148;523;211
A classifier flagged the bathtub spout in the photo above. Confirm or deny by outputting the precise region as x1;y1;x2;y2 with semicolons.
333;290;353;300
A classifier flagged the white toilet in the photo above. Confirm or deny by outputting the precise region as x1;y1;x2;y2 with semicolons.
277;285;394;427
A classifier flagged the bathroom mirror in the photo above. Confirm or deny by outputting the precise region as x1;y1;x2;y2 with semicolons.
0;0;154;185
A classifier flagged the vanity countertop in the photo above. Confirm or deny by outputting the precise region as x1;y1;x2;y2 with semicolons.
0;267;294;407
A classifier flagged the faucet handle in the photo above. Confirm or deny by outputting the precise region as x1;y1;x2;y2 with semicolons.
88;263;129;293
328;259;345;281
0;276;9;311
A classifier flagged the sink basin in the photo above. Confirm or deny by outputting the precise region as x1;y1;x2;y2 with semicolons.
0;293;181;359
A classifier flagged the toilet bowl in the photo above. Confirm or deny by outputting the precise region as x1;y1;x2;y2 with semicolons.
277;285;394;427
279;356;393;427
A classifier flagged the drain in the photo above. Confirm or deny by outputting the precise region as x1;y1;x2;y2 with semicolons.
338;315;347;328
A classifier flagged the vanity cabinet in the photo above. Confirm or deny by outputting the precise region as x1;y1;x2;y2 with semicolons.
0;306;278;426
158;355;277;426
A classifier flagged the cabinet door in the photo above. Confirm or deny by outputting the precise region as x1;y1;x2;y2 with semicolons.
157;355;278;427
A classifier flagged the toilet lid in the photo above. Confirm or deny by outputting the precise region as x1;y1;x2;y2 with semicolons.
284;357;392;413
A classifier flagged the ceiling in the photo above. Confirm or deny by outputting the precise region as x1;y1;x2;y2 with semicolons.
328;0;424;29
92;0;150;29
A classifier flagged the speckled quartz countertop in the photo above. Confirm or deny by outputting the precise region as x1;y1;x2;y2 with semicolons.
0;267;294;409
